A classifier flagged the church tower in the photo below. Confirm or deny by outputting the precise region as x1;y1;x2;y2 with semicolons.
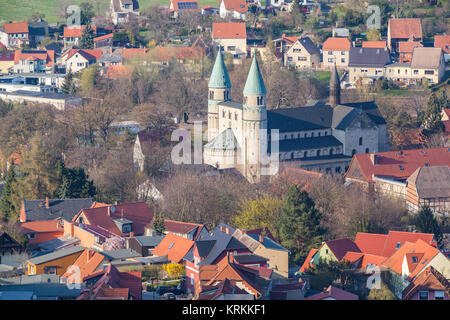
329;63;341;106
242;53;267;183
207;49;231;142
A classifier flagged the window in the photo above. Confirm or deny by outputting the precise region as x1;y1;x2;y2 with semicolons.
317;150;321;156
45;266;57;275
287;57;293;62
328;58;333;63
311;132;314;137
298;56;307;61
424;70;434;75
168;243;175;249
227;46;236;51
435;291;444;300
222;111;225;117
190;273;194;286
235;113;237;121
411;256;418;263
330;148;333;155
27;233;36;239
365;148;369;153
419;291;429;300
341;58;345;63
413;70;419;75
304;151;308;158
352;149;356;156
341;51;345;55
328;51;332;55
209;91;214;99
335;167;341;173
359;137;363;146
395;242;401;249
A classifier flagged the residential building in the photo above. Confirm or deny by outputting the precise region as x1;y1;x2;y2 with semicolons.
0;22;29;48
304;285;359;300
145;219;209;240
168;0;200;17
152;232;195;263
26;246;84;276
126;236;163;257
0;90;82;111
63;26;96;48
65;48;103;73
20;197;94;222
13;49;55;74
322;37;352;68
387;18;422;52
362;41;387;49
0;282;82;300
205;52;389;182
344;147;450;201
94;33;114;48
402;266;450;300
63;219;120;250
219;0;248;20
122;47;148;63
60;249;109;284
133;129;167;171
406;166;450;215
147;45;204;71
0;52;14;74
212;22;247;61
20;219;64;245
348;47;391;84
434;34;450;63
284;37;320;69
110;0;140;25
272;34;301;62
198;278;253;300
0;229;26;267
398;38;423;63
28;20;49;47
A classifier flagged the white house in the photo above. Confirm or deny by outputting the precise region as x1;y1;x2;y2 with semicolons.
219;0;248;20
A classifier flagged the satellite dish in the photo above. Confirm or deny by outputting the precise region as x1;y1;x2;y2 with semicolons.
111;206;116;213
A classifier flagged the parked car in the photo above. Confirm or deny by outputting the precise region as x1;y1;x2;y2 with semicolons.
162;292;176;300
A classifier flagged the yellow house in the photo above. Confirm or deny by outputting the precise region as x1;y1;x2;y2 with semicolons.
26;246;84;276
0;52;14;74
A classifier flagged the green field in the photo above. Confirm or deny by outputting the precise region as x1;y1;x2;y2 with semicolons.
0;0;219;24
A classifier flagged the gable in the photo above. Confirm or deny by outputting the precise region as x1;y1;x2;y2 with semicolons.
347;111;377;131
345;157;368;182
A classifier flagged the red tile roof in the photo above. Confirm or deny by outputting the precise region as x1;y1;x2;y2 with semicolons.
66;48;102;61
402;266;450;300
282;34;301;44
163;219;205;240
152;232;194;263
64;26;96;38
212;22;246;39
148;46;203;61
20;220;63;233
304;285;358;300
279;167;323;192
362;41;387;49
4;22;28;34
399;40;423;53
434;35;450;54
325;238;361;261
122;47;147;60
94;33;114;42
355;231;435;258
14;49;55;66
61;250;108;283
389;18;422;39
220;0;248;13
169;0;200;12
443;120;450;136
299;248;318;272
73;202;154;237
345;147;450;183
198;278;248;300
105;65;134;79
322;37;351;51
0;52;14;61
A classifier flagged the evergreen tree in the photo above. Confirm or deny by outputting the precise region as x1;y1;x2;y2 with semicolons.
276;185;325;264
55;160;96;199
79;25;95;49
1;164;16;221
152;213;165;236
422;92;443;132
61;69;75;94
415;206;443;248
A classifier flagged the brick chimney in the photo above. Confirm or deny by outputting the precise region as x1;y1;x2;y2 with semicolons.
220;226;226;233
225;228;231;235
259;234;264;243
45;197;49;208
107;206;111;216
130;232;134;237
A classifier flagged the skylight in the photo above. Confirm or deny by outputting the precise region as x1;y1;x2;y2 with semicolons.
168;243;174;249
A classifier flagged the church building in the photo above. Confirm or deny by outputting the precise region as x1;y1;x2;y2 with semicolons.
204;51;390;183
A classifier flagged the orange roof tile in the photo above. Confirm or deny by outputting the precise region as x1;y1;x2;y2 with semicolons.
105;65;134;79
148;46;203;61
0;52;15;61
64;26;97;38
94;33;114;42
299;248;318;272
434;35;450;54
14;49;54;66
279;167;323;192
389;18;422;40
362;41;387;49
399;40;423;53
20;220;63;233
402;266;450;300
122;47;148;60
169;0;199;12
212;22;246;39
90;202;111;208
304;285;358;300
4;22;28;34
61;250;108;283
66;48;102;61
322;37;351;51
152;232;194;263
220;0;247;13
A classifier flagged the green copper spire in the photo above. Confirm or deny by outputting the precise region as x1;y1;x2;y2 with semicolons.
243;54;266;95
208;50;231;89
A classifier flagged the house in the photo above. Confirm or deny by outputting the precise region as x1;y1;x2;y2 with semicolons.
332;28;350;38
0;229;26;267
79;264;142;300
99;52;123;68
133;129;167;171
304;285;359;300
434;35;450;63
402;266;450;300
219;0;248;20
26;246;84;276
60;249;109;284
232;229;289;278
381;239;450;299
284;37;320;69
168;0;200;17
13;49;55;74
20;219;64;245
65;48;103;73
72;202;154;237
387;18;422;53
98;248;141;268
269;278;308;300
0;22;29;48
0;90;82;111
152;232;194;263
342;251;386;272
28;20;49;47
145;219;208;241
344;147;450;199
0;52;14;74
63;219;123;250
63;26;97;48
277;167;323;192
212;22;247;61
122;47;148;63
362;41;387;49
405;166;450;215
398;38;423;63
348;47;391;84
147;45;204;70
94;33;114;48
322;37;352;68
272;34;301;61
0;282;82;300
20;197;93;223
110;0;140;25
198;278;253;300
126;236;163;257
105;65;133;79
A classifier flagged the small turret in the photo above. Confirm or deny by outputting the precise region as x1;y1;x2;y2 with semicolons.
329;63;341;106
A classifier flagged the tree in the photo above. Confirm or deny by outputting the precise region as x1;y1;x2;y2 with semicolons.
80;63;100;94
276;185;325;264
422;92;443;133
233;195;283;241
152;212;166;236
367;281;396;300
1;164;16;221
80;2;95;25
163;263;185;279
415;206;443;248
55;160;96;199
79;25;95;49
30;11;45;22
366;28;381;41
61;69;75;94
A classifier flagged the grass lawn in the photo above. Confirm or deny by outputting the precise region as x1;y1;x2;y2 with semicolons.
0;0;220;24
375;88;428;97
315;70;331;84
